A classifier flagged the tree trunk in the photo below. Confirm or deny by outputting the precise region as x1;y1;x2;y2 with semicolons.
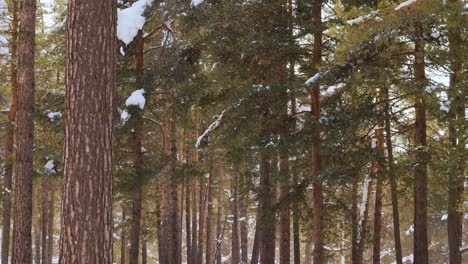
141;208;147;264
250;206;261;264
12;0;36;262
279;144;290;264
206;158;214;264
2;1;18;262
59;0;115;261
290;86;300;264
239;172;248;264
47;182;55;264
169;118;181;264
186;174;193;264
129;29;144;264
121;206;127;264
34;189;41;264
383;86;402;264
447;1;464;263
231;172;240;264
42;178;49;264
413;24;429;264
191;109;199;263
215;159;224;264
372;127;384;264
309;1;324;263
197;174;206;264
259;157;275;264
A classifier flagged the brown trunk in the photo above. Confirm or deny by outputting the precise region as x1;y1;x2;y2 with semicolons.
169;118;181;264
447;1;464;263
309;1;324;263
186;175;192;264
42;178;49;264
47;182;55;264
290;93;300;264
129;29;144;264
121;206;127;264
231;172;241;264
2;1;18;262
304;242;312;264
159;120;169;264
239;172;248;264
215;160;224;264
141;208;147;264
413;25;429;264
196;174;206;264
259;157;275;264
351;175;358;264
372;127;384;264
206;158;214;264
383;86;403;264
279;143;290;264
34;189;41;264
191;110;199;263
250;205;261;264
12;0;36;262
60;0;115;261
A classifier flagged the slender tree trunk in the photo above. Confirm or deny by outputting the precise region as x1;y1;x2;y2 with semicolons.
372;126;384;264
191;109;199;263
279;141;290;264
159;120;169;264
2;1;18;262
47;182;55;264
129;30;144;264
351;174;358;264
259;157;275;264
309;1;324;262
239;172;248;264
141;208;147;264
42;178;49;264
231;172;240;264
34;189;41;264
169;118;181;264
413;24;429;264
121;206;127;264
250;206;261;264
186;175;192;264
215;159;224;264
304;242;312;264
383;86;402;264
447;1;464;263
12;0;36;262
59;0;115;261
290;90;300;264
197;174;206;264
206;158;214;264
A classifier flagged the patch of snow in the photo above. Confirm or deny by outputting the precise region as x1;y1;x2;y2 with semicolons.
120;46;126;56
305;73;321;86
121;109;130;123
117;0;154;45
431;32;440;39
44;160;56;174
191;0;205;7
395;0;417;11
125;89;146;109
441;214;448;221
195;110;226;148
405;225;414;236
45;111;62;121
347;11;379;26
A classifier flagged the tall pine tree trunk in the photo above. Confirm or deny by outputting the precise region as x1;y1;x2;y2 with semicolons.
206;158;214;264
413;23;429;264
259;157;275;264
215;159;224;264
129;29;144;264
121;206;127;264
191;110;199;263
231;172;240;264
447;1;464;263
169;117;181;264
42;178;49;264
12;0;36;262
1;1;18;262
384;86;402;264
60;0;115;261
239;172;248;264
372;126;384;264
309;1;324;262
47;182;55;264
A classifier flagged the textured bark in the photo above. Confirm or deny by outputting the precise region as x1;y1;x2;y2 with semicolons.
196;175;206;264
169;118;181;264
447;1;464;263
309;1;324;263
206;160;215;264
191;110;199;263
141;208;147;264
59;0;115;262
2;1;18;262
186;175;192;264
351;175;359;264
259;157;275;264
383;87;402;264
372;127;384;264
290;90;300;264
215;160;224;264
42;178;50;264
279;153;290;264
231;172;240;264
413;25;429;264
129;30;144;264
34;191;41;264
12;0;36;262
250;206;261;264
47;182;55;264
121;207;127;264
239;173;248;264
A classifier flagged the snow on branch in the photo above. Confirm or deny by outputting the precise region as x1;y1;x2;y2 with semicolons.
195;110;226;149
191;0;205;7
125;89;146;109
394;0;417;11
304;72;322;86
117;0;154;45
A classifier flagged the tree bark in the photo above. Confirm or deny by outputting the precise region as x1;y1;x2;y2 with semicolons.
42;178;49;264
239;172;249;264
259;157;275;264
279;143;290;264
2;1;18;262
250;204;261;264
121;206;127;264
169;118;181;264
231;172;240;264
47;182;55;264
372;127;384;264
59;0;115;262
129;29;144;264
141;208;147;264
34;189;41;264
309;1;324;262
215;159;225;264
191;110;199;263
383;86;402;264
12;0;36;262
447;1;464;263
413;24;429;264
206;158;215;264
